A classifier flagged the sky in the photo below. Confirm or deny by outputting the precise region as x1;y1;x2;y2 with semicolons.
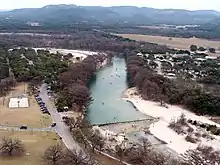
1;0;220;11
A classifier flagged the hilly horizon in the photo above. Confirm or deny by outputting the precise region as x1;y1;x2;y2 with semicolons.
0;4;220;25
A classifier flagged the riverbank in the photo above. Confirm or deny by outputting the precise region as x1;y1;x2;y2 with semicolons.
122;87;220;154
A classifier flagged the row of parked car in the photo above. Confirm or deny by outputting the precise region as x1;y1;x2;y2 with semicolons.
34;94;50;115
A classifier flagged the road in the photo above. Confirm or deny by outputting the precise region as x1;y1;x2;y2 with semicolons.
0;125;54;132
39;84;82;152
39;84;124;165
155;60;162;75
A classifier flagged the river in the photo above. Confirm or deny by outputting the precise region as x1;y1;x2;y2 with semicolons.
87;57;149;124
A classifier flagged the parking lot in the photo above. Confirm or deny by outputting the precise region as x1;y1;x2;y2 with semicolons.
34;94;50;115
0;83;52;128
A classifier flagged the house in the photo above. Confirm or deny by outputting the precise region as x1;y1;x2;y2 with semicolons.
205;56;217;60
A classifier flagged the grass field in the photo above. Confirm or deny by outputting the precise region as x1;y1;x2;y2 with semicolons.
0;83;51;128
0;131;59;165
116;34;220;52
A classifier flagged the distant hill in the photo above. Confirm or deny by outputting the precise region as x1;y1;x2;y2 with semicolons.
0;5;220;25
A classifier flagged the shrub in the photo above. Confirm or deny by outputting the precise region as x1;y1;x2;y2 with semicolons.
185;134;197;143
177;114;188;126
188;119;193;124
202;133;214;140
211;128;220;135
168;120;185;134
194;132;201;138
192;120;197;126
199;123;206;128
206;125;217;132
187;127;194;133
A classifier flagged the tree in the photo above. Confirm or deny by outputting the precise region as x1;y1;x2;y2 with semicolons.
65;149;90;165
65;116;82;131
68;84;92;110
115;140;129;162
182;146;220;165
89;129;105;152
198;47;206;51
190;45;197;52
27;80;39;94
209;47;216;53
0;137;25;156
43;144;65;165
157;94;168;106
127;139;170;165
71;129;88;149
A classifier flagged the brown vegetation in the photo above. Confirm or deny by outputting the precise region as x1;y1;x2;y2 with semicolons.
43;144;97;165
182;146;220;165
185;134;197;143
126;55;220;116
0;137;25;157
0;131;60;165
116;34;220;51
56;55;107;112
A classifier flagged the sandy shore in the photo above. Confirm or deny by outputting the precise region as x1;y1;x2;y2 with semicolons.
122;87;220;154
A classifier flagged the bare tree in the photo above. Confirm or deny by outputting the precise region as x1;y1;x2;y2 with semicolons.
157;94;168;106
89;129;105;152
65;116;82;131
28;81;39;94
182;145;220;165
64;149;90;165
0;137;25;156
43;144;65;165
115;140;129;162
126;138;171;165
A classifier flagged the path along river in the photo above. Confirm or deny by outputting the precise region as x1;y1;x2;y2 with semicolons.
87;57;150;125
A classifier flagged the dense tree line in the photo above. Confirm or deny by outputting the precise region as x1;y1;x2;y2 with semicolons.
0;49;9;80
109;25;220;39
8;48;68;82
127;55;220;115
0;31;173;55
55;54;108;112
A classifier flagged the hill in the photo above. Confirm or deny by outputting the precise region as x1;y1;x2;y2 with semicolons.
0;5;220;25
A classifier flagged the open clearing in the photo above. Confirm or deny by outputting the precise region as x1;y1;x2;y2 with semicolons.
0;83;51;128
0;130;59;165
116;34;220;52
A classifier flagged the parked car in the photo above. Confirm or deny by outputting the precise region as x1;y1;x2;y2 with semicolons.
36;98;42;102
51;123;56;127
42;110;47;113
41;107;48;111
20;125;27;129
39;102;45;105
62;116;68;120
40;105;45;108
34;94;39;98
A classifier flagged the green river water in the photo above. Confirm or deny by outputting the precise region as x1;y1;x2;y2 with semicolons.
87;57;149;124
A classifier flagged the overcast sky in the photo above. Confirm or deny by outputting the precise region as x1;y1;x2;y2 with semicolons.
1;0;220;11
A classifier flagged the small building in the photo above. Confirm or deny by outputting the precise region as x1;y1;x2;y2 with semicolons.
195;58;206;62
205;56;217;60
167;73;176;77
9;97;29;108
137;52;143;57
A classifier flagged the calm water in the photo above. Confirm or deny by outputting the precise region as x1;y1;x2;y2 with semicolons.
87;57;148;124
